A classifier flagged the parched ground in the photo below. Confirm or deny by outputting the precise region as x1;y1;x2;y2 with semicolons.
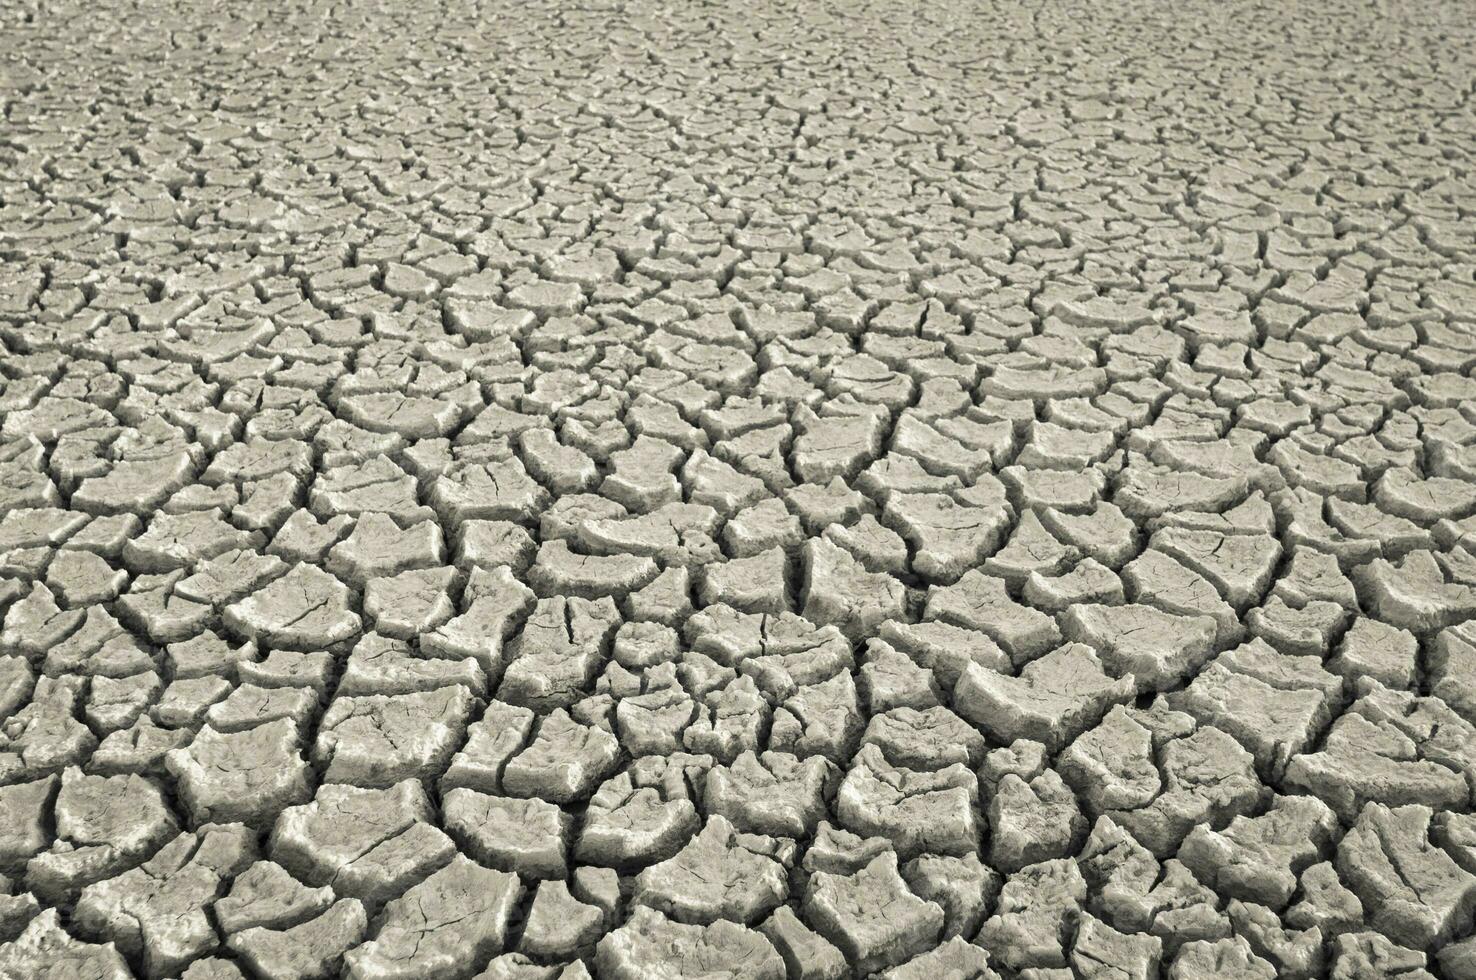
1;0;1476;977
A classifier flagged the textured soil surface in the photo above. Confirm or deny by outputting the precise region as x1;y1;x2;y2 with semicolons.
3;0;1476;977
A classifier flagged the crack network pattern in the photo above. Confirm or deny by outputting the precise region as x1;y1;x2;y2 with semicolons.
2;1;1476;978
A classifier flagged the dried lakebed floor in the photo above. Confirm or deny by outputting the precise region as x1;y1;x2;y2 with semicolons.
2;0;1476;977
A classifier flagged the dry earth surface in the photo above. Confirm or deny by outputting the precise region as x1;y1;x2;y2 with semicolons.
2;0;1476;977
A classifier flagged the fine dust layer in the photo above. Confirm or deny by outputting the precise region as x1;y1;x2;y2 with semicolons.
1;0;1475;977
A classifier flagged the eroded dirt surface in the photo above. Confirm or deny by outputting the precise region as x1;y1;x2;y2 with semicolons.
2;0;1476;977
